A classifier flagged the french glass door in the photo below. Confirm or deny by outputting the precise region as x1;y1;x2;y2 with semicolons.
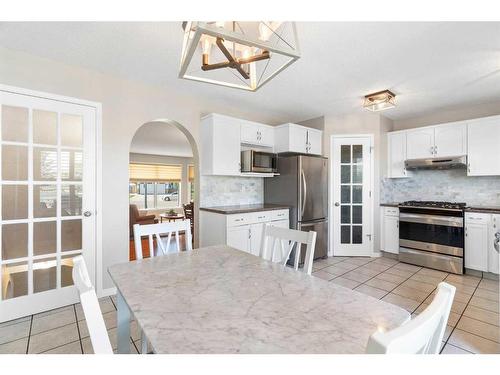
0;89;96;322
332;136;372;256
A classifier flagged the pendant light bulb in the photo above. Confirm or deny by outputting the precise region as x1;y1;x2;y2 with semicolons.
201;37;212;55
259;22;272;41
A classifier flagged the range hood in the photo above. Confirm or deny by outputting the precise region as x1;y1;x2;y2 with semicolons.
405;155;467;170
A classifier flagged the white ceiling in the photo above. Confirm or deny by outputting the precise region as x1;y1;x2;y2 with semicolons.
0;22;500;122
130;122;193;157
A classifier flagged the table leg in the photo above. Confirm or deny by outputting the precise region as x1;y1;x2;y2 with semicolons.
117;290;131;354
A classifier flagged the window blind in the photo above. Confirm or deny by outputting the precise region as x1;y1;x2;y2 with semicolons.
129;163;182;182
188;165;195;182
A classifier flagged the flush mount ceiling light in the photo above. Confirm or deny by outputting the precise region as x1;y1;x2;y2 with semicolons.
179;21;300;91
363;90;396;112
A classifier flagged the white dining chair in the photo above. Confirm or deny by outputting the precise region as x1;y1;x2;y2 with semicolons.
72;255;113;354
366;282;456;354
259;223;317;275
133;220;192;260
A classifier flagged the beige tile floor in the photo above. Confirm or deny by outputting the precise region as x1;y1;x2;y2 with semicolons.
313;256;500;354
0;295;141;354
0;256;498;354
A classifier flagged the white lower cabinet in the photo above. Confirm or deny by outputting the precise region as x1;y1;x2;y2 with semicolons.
200;209;290;260
380;206;399;254
227;225;252;254
489;215;500;274
465;220;489;272
465;212;499;274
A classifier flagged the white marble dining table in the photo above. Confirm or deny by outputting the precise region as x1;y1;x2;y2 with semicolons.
108;245;410;354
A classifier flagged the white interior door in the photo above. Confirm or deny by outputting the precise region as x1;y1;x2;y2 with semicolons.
332;136;373;256
0;89;96;322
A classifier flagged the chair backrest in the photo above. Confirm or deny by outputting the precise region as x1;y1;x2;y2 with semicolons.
183;202;194;220
133;220;193;260
366;282;456;354
259;224;317;275
1;265;13;300
129;204;140;221
72;256;113;354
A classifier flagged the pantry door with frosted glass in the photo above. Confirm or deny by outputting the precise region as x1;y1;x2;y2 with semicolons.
332;136;373;257
0;90;96;322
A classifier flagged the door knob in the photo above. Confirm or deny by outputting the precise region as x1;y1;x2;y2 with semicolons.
83;211;92;217
334;202;340;207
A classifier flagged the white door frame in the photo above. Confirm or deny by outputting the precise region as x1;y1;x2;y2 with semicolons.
329;134;375;257
0;84;107;299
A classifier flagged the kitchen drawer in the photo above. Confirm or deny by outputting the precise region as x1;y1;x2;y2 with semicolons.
226;213;254;227
270;209;289;221
384;207;399;217
465;212;490;224
252;211;273;223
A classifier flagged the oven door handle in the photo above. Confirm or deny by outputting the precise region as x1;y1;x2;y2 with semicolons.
399;213;463;227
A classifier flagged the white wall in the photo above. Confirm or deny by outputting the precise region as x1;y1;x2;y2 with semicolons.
393;99;500;130
0;46;289;291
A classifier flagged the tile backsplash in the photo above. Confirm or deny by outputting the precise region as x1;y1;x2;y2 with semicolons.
200;176;263;207
381;168;500;206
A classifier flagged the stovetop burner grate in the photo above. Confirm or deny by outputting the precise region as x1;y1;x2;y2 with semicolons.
400;201;467;210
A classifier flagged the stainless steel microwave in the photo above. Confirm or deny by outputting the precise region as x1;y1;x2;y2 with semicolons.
241;150;278;173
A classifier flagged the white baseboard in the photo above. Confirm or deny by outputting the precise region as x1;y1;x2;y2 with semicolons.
98;287;117;298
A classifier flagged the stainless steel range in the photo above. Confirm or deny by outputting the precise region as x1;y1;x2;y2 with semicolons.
398;201;465;274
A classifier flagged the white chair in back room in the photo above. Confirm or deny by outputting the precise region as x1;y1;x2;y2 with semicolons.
133;220;192;260
72;255;113;354
259;223;317;275
366;282;456;354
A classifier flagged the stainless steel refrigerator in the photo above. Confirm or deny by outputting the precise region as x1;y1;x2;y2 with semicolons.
264;154;328;263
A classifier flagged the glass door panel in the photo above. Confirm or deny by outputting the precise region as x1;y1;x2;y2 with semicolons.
0;89;96;322
339;145;364;244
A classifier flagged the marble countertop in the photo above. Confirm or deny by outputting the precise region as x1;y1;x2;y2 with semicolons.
200;203;290;214
380;202;399;207
465;206;500;214
108;246;409;354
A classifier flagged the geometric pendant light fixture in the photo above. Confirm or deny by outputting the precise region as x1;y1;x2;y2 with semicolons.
363;90;397;112
179;21;300;91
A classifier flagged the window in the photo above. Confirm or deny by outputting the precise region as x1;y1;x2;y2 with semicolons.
188;164;195;202
129;163;182;209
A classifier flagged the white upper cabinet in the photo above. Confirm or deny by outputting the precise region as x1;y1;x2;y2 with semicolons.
274;123;322;155
434;122;467;157
467;116;500;176
406;127;435;159
307;128;323;155
240;121;274;148
387;131;408;178
405;122;467;160
200;114;241;176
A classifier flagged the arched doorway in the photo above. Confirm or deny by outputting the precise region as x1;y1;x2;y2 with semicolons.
128;119;200;259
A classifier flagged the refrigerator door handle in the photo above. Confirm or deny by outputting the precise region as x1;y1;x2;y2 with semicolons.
301;169;307;220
